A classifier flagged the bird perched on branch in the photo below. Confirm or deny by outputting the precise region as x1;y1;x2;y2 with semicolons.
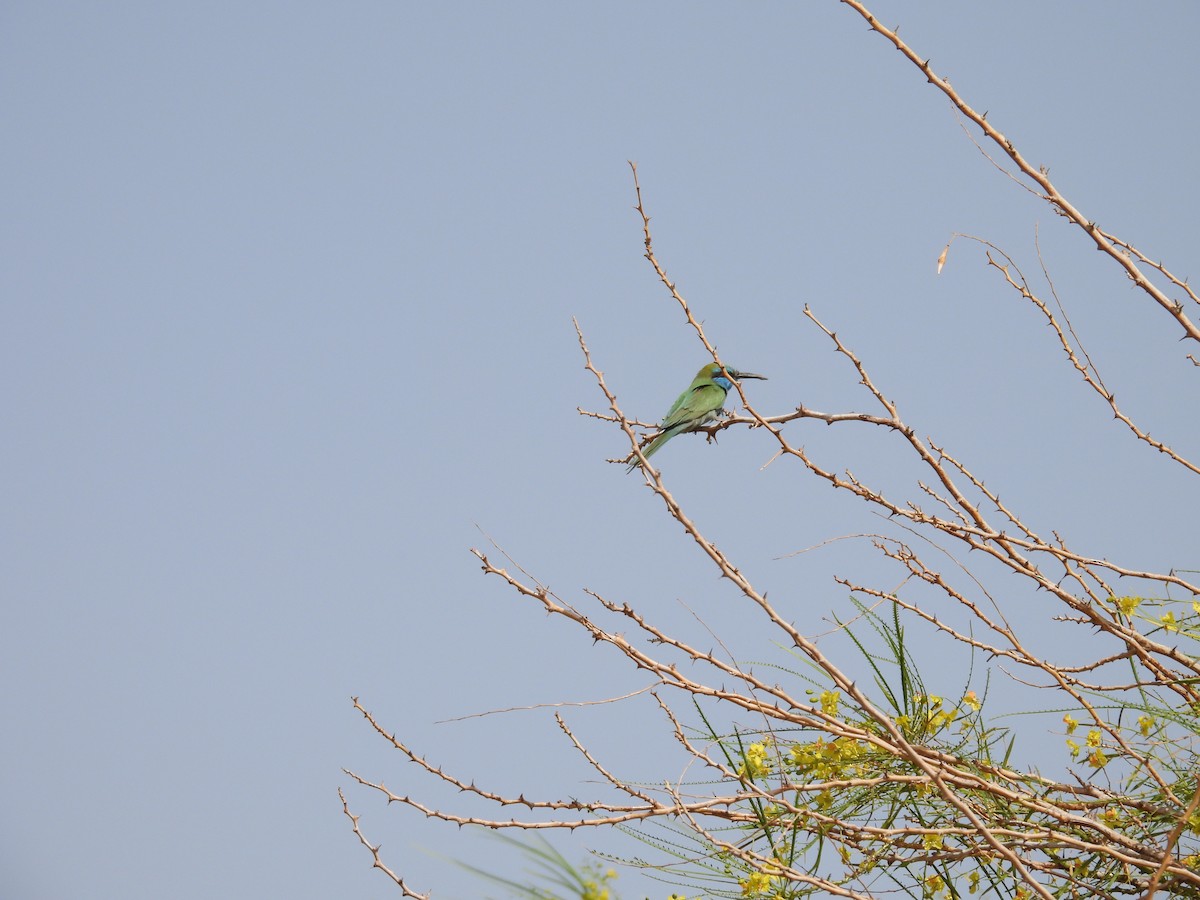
628;362;767;472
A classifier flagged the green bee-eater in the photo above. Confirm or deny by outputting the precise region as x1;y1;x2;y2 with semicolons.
628;362;767;472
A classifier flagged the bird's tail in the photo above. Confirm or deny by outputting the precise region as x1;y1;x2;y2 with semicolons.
625;427;679;473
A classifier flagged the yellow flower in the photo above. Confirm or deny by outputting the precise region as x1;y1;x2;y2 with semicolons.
1065;738;1079;755
741;871;772;896
922;832;945;850
819;690;840;717
962;691;981;711
1116;596;1141;615
1063;713;1078;734
1085;729;1102;748
967;870;981;894
1187;808;1200;833
930;708;958;733
1087;748;1108;768
1137;714;1154;737
738;742;771;780
831;737;863;763
1160;611;1178;631
580;866;618;900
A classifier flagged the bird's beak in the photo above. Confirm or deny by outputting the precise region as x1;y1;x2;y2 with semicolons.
728;369;767;381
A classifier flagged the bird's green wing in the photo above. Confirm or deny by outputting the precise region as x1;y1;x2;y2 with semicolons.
659;386;693;424
661;382;725;429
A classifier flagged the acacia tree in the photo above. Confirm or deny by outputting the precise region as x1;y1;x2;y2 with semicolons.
341;5;1200;898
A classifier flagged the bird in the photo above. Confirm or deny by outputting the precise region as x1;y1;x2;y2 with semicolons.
628;362;767;472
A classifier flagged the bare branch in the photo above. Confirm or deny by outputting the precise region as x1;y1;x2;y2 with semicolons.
838;0;1200;344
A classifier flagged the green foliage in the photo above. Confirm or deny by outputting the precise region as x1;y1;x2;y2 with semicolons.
473;589;1200;899
456;834;622;900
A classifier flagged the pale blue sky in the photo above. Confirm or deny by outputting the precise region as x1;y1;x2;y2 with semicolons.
3;3;1198;897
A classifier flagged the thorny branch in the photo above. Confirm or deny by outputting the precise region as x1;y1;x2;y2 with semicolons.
941;232;1200;476
345;175;1199;892
839;0;1200;345
343;4;1200;896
